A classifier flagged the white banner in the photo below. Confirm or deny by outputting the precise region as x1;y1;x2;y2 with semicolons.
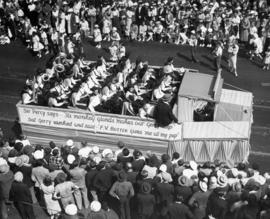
17;105;182;141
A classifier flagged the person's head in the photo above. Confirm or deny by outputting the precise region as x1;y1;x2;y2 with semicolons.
122;148;130;156
43;176;52;186
172;152;180;160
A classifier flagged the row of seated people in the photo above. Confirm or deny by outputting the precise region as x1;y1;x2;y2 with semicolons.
21;54;184;119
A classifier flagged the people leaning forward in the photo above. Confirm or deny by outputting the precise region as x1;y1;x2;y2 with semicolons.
1;135;270;219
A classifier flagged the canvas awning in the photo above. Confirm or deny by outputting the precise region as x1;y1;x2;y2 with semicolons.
178;72;223;102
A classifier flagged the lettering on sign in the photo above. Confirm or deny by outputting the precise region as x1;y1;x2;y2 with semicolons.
18;106;181;141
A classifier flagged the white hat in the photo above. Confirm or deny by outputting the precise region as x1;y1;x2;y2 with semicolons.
189;161;198;171
78;147;92;158
208;28;213;33
33;150;44;160
65;204;77;215
93;156;102;164
92;146;99;154
159;164;167;172
66;139;74;147
94;24;99;28
254;175;266;185
14;171;23;182
191;30;195;34
217;174;228;188
231;168;239;178
90;201;101;212
112;27;117;31
0;158;7;166
67;8;73;13
102;149;113;158
199;181;208;192
182;168;195;179
67;154;76;165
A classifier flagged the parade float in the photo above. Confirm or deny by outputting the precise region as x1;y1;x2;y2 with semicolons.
16;62;253;165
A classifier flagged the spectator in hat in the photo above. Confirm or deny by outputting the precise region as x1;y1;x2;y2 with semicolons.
206;175;228;219
175;175;193;204
228;40;239;77
125;162;138;185
93;161;115;202
63;203;79;219
109;171;134;219
212;40;224;73
0;159;14;219
10;171;35;219
93;24;102;49
15;154;37;203
88;200;106;219
189;30;200;63
86;161;98;202
154;173;174;215
188;179;211;219
136;182;155;219
153;93;178;127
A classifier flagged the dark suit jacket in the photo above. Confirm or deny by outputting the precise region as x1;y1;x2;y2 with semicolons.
166;202;194;219
136;193;156;216
155;182;174;205
9;181;32;203
153;100;178;127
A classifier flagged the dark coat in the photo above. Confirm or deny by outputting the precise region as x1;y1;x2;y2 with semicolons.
9;181;32;203
174;185;193;205
0;170;14;200
153;100;178;127
17;165;34;188
93;168;115;192
166;202;194;219
206;190;228;219
155;182;174;205
136;192;156;216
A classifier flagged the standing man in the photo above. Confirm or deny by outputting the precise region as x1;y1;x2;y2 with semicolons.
153;94;178;128
189;30;200;63
212;41;224;73
227;40;239;77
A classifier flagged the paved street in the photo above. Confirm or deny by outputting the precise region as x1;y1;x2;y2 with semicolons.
0;39;270;171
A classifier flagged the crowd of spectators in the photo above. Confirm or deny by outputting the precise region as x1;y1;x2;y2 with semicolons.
0;0;269;68
1;135;270;219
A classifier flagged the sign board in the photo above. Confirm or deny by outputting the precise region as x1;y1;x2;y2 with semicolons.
17;104;182;141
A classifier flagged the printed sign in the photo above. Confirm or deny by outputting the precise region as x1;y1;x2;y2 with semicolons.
17;105;182;141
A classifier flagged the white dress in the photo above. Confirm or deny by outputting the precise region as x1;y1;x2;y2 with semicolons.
40;184;61;215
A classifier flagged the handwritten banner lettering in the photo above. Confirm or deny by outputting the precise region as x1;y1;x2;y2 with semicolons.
17;105;182;141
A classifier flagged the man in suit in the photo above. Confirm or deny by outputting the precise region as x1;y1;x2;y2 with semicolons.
153;94;178;127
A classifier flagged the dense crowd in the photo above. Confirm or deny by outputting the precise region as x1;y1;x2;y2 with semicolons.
0;0;270;69
1;135;270;219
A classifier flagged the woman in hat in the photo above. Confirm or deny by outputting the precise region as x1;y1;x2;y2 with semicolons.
93;24;102;49
227;40;239;77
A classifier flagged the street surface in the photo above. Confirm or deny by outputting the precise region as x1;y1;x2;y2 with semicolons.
0;40;270;172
